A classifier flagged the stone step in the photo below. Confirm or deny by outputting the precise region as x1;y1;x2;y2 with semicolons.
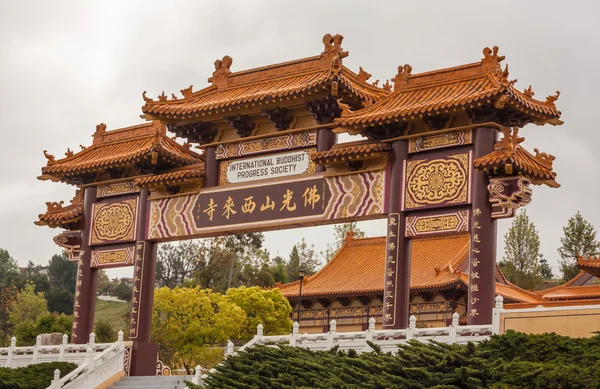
109;375;193;389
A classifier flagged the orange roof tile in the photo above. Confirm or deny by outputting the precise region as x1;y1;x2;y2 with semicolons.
577;256;600;269
141;36;388;120
40;122;202;182
534;271;600;300
278;234;468;298
473;127;558;187
277;234;542;304
311;140;389;164
135;163;204;188
35;190;84;229
335;47;561;128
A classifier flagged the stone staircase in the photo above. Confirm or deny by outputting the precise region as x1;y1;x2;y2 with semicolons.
109;375;193;389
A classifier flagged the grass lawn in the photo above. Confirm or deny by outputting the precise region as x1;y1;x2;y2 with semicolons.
94;298;129;335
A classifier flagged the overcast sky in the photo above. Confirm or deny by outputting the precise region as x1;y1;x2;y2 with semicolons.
1;0;598;279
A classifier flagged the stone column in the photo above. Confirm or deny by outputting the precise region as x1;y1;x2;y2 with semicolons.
467;127;497;325
383;140;410;329
204;146;219;187
71;186;98;344
316;128;336;172
129;188;159;376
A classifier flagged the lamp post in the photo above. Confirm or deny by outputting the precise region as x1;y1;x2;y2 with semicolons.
296;269;306;327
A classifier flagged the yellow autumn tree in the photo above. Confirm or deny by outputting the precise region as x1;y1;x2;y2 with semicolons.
225;286;292;340
151;287;246;370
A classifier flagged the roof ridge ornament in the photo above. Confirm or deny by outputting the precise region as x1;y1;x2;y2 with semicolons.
495;127;524;152
357;67;371;82
481;46;505;73
43;150;56;164
391;64;412;91
45;200;64;212
92;123;107;145
65;148;74;158
533;148;556;169
180;85;193;99
320;33;348;64
524;85;535;97
336;98;353;116
208;55;233;88
382;80;392;91
545;90;561;106
142;91;153;103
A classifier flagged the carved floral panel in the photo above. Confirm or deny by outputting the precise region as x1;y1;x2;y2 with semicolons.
90;198;138;245
403;152;471;211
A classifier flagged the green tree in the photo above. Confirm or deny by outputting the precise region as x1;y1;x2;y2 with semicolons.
47;252;77;293
538;254;554;280
323;222;366;261
113;280;132;302
270;256;287;284
0;249;19;286
225;286;292;340
0;285;18;346
97;270;110;295
557;211;600;281
9;284;50;345
46;288;74;315
94;320;115;343
287;238;321;282
501;210;542;290
151;287;246;371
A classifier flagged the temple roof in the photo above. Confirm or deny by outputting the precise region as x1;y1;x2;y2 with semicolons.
135;163;204;188
141;34;388;121
535;271;600;301
335;46;561;129
576;256;600;278
277;233;541;304
39;121;203;183
473;127;559;187
35;190;84;229
310;140;389;165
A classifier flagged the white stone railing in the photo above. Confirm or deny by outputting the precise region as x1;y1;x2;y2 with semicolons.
48;331;129;389
1;332;114;368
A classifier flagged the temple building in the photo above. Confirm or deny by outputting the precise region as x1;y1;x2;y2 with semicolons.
534;257;600;302
277;231;542;333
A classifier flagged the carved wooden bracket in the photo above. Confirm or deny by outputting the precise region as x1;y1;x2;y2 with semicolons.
357;295;372;306
487;176;533;219
262;107;293;131
318;298;332;308
338;297;352;307
305;96;342;124
440;287;466;302
226;115;256;138
364;122;408;141
418;291;435;302
167;123;217;145
424;114;450;131
301;299;314;310
467;105;533;127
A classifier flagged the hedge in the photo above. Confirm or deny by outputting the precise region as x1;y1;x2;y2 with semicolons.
0;362;77;389
189;331;600;389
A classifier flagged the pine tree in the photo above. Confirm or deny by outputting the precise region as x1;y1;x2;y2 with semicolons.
323;222;366;261
538;254;554;280
501;210;542;290
557;211;600;281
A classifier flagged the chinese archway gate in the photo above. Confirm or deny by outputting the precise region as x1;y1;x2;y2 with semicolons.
36;35;562;375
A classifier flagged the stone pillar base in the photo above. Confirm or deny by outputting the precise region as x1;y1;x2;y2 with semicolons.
130;341;158;376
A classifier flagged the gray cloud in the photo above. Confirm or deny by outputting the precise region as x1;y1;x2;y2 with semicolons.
1;0;598;279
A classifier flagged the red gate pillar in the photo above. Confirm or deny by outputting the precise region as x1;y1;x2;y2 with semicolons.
71;186;98;344
383;140;410;329
468;127;497;325
205;146;219;187
129;188;159;376
316;128;336;172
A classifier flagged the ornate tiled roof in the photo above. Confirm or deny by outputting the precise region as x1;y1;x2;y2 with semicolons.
335;46;561;128
141;35;388;121
135;163;204;188
473;127;559;187
35;190;84;229
311;140;389;165
276;233;540;303
39;122;202;183
576;256;600;278
534;271;600;301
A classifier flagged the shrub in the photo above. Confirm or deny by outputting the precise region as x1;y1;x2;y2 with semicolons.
0;362;77;389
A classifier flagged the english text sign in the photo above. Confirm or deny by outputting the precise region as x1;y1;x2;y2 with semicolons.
220;148;315;185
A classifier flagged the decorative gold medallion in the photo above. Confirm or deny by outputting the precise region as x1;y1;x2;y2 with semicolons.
90;198;138;244
404;153;470;210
